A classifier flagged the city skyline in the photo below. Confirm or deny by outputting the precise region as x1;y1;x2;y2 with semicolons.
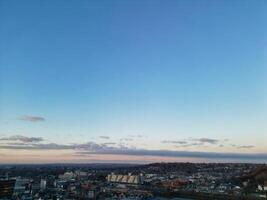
0;0;266;163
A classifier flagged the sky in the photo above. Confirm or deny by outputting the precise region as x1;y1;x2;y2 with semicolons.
0;0;266;164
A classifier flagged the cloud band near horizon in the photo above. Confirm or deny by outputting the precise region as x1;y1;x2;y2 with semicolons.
0;135;266;161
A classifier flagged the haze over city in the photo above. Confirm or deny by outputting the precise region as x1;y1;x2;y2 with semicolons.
0;0;266;164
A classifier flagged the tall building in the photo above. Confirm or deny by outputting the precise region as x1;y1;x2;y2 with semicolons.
13;178;30;195
40;179;47;191
0;179;16;199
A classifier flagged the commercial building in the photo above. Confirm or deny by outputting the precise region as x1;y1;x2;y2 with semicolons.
0;179;16;199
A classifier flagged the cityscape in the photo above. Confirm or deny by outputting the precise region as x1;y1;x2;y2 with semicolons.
0;0;266;199
0;163;267;199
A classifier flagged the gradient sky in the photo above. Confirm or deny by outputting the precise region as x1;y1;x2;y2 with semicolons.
0;0;266;163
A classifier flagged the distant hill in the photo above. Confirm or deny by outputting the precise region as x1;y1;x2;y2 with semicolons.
250;167;267;183
240;166;267;185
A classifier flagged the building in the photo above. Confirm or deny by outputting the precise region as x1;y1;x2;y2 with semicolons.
59;172;75;180
258;181;267;191
107;173;144;185
40;179;47;190
13;178;30;195
161;179;188;189
0;179;16;199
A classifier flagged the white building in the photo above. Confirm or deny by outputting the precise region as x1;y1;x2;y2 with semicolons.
59;172;75;180
258;182;267;191
107;173;144;184
40;179;46;190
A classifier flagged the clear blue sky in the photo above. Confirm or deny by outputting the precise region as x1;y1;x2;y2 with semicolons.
0;0;266;163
